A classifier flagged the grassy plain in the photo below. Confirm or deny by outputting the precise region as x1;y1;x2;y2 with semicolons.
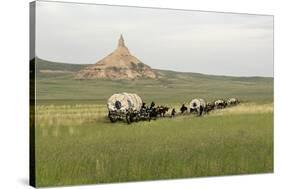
33;59;273;187
35;104;273;187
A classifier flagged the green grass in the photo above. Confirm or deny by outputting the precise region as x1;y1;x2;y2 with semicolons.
35;111;273;187
34;57;273;105
35;71;273;105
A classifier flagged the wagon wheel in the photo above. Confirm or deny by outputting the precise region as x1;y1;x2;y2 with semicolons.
135;114;140;122
108;113;117;123
110;117;117;123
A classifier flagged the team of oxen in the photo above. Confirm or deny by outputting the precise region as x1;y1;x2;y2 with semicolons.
107;92;240;124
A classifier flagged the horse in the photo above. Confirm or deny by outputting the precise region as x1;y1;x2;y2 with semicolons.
148;107;158;121
157;106;169;117
145;101;157;121
180;104;188;114
171;108;176;117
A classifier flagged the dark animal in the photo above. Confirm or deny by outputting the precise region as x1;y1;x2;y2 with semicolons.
139;102;151;121
171;108;176;117
180;104;188;114
147;102;158;121
148;107;158;121
157;106;169;117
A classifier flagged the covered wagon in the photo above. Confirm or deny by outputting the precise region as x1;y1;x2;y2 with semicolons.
214;99;227;109
189;98;206;116
107;92;143;123
227;98;239;106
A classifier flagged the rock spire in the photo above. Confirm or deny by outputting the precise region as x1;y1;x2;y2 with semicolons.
75;35;157;80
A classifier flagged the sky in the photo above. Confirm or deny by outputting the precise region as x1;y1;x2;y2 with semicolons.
36;1;274;77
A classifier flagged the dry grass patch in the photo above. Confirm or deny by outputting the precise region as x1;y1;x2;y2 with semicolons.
211;103;273;116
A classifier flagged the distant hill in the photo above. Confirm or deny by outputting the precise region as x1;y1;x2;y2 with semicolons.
33;57;89;73
33;57;273;82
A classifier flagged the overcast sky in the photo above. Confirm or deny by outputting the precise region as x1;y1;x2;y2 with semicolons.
36;1;273;77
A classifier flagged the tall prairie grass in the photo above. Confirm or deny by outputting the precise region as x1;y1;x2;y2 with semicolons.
35;104;273;186
36;104;108;127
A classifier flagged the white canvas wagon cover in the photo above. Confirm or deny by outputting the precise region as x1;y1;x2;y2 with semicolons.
189;98;206;109
227;98;238;104
215;99;225;106
107;93;143;111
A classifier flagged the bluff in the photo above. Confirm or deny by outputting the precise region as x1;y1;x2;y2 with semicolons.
75;35;157;80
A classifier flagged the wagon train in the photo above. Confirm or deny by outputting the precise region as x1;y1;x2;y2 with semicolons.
107;93;240;124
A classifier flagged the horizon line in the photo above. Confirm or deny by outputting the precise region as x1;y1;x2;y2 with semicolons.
32;57;274;78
